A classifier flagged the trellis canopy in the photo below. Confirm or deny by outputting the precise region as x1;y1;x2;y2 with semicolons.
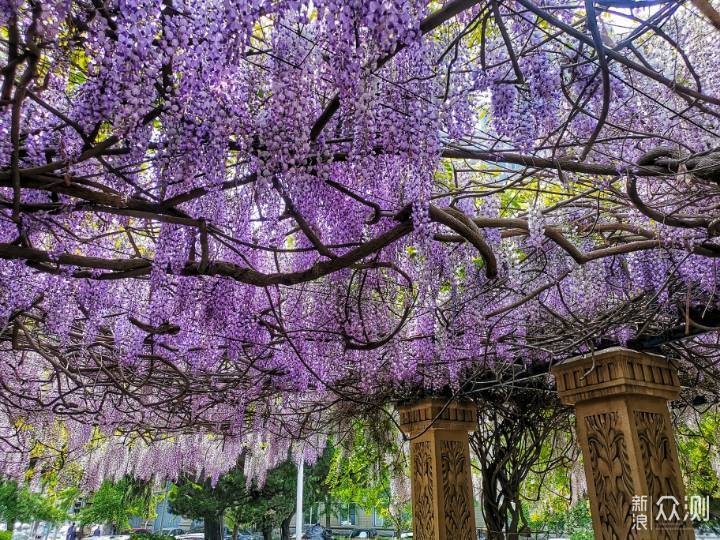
1;0;720;486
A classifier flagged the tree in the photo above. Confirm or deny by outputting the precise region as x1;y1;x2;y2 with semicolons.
676;409;720;497
169;466;246;540
326;420;409;537
0;481;20;532
470;380;574;539
2;0;720;494
78;478;156;532
0;480;72;532
302;447;338;533
171;450;332;540
236;461;296;540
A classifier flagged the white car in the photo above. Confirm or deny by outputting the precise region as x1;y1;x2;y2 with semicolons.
175;534;204;540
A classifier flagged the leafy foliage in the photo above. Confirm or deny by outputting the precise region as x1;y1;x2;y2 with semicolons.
326;421;409;534
232;461;296;535
0;480;71;528
0;481;20;528
172;452;332;540
528;498;592;537
78;478;156;529
676;409;720;499
169;465;246;527
130;533;175;540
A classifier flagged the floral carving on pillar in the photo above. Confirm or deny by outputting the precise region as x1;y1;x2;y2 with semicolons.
412;440;435;540
585;412;636;540
635;411;693;540
440;440;474;538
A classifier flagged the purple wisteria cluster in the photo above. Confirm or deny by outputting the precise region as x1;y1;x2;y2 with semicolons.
1;0;720;484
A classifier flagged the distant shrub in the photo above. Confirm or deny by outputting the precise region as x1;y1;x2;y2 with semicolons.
130;533;175;540
0;531;13;540
569;531;594;540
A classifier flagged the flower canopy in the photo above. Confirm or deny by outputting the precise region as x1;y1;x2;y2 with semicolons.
1;0;720;485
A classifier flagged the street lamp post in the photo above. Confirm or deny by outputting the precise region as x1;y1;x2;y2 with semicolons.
296;452;304;540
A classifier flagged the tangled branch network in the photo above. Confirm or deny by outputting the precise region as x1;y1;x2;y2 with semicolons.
2;0;720;486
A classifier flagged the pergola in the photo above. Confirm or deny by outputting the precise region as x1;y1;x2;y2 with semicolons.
2;0;720;538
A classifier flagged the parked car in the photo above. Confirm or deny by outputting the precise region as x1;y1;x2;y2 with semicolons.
175;533;204;540
174;526;251;540
301;524;333;540
160;529;185;537
350;530;378;538
235;532;260;540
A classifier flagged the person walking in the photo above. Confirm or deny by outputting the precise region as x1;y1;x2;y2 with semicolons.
66;523;77;540
92;528;101;537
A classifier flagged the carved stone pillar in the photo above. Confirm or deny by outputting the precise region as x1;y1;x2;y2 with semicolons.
552;347;694;540
398;398;477;540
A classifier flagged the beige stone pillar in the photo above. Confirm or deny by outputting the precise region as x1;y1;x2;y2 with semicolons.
552;347;694;540
398;398;477;540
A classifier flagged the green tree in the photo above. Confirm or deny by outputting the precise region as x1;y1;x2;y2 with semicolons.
326;421;409;537
78;478;156;532
0;481;21;532
229;455;334;540
235;461;296;540
172;450;334;540
169;465;246;540
0;480;73;532
224;506;246;540
676;410;720;498
302;447;338;532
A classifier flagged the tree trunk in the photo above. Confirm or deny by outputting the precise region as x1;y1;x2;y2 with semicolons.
231;521;239;540
481;464;506;540
324;495;331;529
483;499;505;540
6;520;16;535
204;513;224;540
261;526;272;540
280;517;291;540
394;519;402;540
470;387;572;540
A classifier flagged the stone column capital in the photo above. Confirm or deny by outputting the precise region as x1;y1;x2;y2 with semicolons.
398;398;477;435
551;346;682;405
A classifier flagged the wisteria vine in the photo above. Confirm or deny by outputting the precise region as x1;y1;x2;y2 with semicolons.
1;0;720;485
